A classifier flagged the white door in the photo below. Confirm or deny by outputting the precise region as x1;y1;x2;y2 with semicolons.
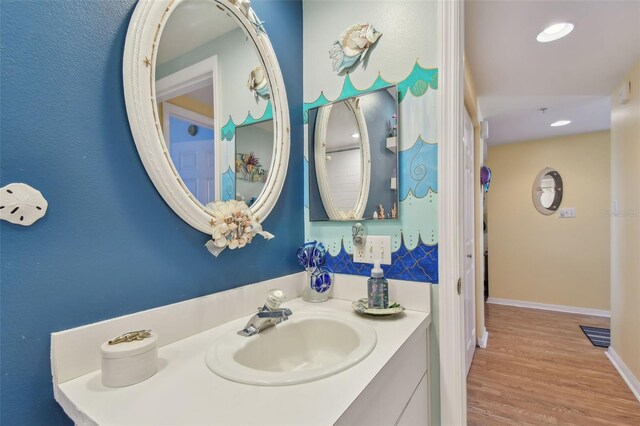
463;108;476;376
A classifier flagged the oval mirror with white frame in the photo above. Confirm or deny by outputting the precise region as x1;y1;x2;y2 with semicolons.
308;85;399;221
314;99;371;220
123;0;289;236
532;167;563;215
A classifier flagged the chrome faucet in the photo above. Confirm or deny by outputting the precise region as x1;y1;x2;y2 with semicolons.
238;289;292;337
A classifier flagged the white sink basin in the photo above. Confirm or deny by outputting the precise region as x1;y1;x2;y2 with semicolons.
205;311;377;385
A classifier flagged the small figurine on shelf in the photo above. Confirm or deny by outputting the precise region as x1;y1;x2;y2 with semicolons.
378;204;385;220
391;113;398;136
387;113;398;137
391;202;397;219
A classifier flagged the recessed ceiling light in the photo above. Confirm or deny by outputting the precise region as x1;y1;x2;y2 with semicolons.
537;23;574;43
351;133;360;138
550;120;571;127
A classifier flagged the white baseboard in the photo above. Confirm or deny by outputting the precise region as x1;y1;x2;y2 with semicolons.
477;327;488;349
487;297;610;317
606;347;640;402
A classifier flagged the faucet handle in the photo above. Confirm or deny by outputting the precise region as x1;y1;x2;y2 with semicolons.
266;288;286;309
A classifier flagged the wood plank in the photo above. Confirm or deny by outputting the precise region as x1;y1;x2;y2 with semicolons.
468;304;640;425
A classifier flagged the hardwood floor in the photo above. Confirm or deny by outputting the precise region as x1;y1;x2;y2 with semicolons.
467;303;640;425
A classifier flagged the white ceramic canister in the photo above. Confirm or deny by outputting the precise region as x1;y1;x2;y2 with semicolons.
101;331;158;387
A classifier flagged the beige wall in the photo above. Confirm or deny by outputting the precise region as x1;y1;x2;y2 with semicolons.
487;131;611;310
610;59;640;379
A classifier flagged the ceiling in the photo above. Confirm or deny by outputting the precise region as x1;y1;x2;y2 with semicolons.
466;0;640;145
157;1;238;65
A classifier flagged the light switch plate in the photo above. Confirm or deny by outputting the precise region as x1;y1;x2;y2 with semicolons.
353;235;392;265
558;207;576;218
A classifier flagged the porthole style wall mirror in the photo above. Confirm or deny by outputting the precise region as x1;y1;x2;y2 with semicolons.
123;0;289;236
532;167;563;215
307;86;399;221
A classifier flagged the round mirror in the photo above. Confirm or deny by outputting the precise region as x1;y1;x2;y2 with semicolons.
314;99;371;220
123;0;289;233
532;167;563;214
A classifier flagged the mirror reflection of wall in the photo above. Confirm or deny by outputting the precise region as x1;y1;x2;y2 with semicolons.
308;86;399;221
235;120;274;206
154;0;273;207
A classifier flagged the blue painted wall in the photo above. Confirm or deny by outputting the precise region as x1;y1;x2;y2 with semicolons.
0;1;303;424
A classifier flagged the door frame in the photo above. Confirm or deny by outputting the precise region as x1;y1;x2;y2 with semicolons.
438;0;466;424
156;56;221;201
463;107;476;376
162;102;216;149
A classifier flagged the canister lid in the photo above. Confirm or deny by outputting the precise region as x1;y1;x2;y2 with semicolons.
101;331;158;359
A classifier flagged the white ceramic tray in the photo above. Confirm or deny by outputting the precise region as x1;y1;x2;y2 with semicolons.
352;298;405;316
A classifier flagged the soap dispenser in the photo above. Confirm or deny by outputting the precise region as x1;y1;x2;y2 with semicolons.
367;261;389;309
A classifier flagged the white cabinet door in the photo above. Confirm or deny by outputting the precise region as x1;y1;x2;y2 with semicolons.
335;325;429;425
397;372;429;426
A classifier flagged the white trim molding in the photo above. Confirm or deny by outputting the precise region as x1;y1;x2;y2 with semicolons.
606;347;640;402
477;327;489;349
162;102;216;141
156;56;221;201
156;56;219;103
437;0;466;424
487;297;610;317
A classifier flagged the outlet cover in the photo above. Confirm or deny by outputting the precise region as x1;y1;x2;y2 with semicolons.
558;207;576;218
353;235;392;265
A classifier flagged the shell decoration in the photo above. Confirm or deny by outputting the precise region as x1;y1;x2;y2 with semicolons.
0;183;48;226
230;0;265;34
204;200;273;257
329;23;382;74
247;65;270;100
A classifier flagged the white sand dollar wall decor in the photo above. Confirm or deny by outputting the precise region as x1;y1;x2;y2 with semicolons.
0;183;48;226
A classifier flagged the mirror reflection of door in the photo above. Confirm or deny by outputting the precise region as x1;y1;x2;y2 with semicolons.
157;55;219;205
154;0;273;208
165;106;216;205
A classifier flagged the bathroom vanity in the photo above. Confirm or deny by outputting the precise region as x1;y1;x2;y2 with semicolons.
51;273;431;425
53;1;433;422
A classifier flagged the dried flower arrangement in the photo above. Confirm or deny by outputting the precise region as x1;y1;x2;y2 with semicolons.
236;152;268;183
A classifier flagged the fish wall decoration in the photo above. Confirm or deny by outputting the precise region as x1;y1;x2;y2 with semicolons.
247;65;270;100
329;23;382;74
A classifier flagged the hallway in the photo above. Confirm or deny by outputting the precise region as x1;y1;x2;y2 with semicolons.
468;304;640;425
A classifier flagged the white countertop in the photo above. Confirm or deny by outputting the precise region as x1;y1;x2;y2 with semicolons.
57;298;430;426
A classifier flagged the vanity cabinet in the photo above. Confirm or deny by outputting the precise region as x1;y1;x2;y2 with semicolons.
52;291;432;426
336;322;430;426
